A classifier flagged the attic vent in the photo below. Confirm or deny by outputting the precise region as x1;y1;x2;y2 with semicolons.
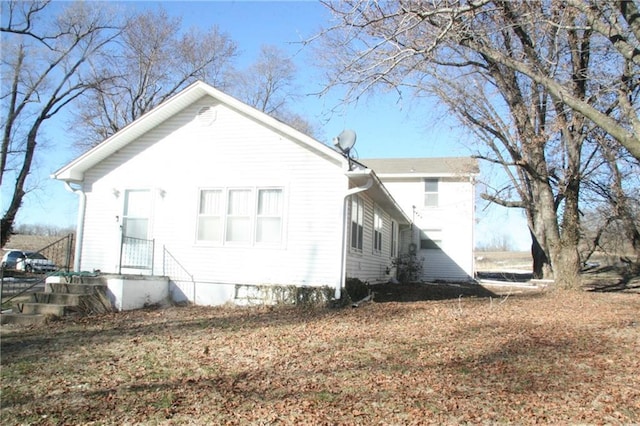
197;106;217;126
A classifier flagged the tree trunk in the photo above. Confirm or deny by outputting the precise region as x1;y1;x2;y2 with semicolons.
1;125;38;248
530;228;550;279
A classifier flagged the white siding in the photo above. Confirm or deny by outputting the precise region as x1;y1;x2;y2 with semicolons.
345;193;396;284
381;176;475;281
80;96;346;289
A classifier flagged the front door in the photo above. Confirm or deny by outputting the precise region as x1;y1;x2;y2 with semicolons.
120;189;153;272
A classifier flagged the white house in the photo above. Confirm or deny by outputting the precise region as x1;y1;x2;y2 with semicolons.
52;81;413;306
361;158;479;282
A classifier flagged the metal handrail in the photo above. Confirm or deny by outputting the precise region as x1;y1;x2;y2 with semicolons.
119;236;155;274
162;246;194;282
1;268;52;309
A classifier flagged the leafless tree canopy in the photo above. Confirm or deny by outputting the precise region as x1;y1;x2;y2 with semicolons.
319;0;639;158
72;7;239;149
1;0;122;247
230;44;320;138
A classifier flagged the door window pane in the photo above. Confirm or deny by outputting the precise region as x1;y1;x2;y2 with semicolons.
123;190;150;239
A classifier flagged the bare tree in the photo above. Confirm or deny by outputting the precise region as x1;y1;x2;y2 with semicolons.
316;0;638;287
581;134;640;267
233;45;296;114
231;44;320;137
1;0;122;247
318;0;639;159
72;6;239;149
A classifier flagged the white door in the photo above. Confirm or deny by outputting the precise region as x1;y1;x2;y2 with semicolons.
120;189;153;271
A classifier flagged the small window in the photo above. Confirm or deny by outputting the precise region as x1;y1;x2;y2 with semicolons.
424;178;439;207
373;208;383;253
350;196;364;251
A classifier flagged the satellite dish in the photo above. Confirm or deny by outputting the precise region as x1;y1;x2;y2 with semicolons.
333;129;357;154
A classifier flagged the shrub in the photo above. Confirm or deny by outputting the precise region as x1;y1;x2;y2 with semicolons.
392;253;423;283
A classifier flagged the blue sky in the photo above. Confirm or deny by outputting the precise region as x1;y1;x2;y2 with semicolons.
5;0;530;250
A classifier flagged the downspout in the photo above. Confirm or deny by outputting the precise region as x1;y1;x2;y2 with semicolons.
64;181;86;272
336;174;373;300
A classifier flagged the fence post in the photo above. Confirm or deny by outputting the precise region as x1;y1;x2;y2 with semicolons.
151;239;155;276
118;229;124;275
66;233;74;272
0;266;4;309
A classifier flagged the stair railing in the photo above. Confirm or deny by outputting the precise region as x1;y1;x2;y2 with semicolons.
162;246;196;302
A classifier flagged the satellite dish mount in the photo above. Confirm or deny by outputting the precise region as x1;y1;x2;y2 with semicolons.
333;129;357;170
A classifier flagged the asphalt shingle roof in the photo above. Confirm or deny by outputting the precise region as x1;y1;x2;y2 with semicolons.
360;157;479;176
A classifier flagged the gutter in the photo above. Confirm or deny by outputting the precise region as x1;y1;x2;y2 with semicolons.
336;171;374;300
63;181;86;272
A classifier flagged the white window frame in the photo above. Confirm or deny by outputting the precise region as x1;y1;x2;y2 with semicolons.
390;220;397;258
197;189;224;243
195;187;284;246
424;178;439;207
350;195;364;252
255;188;284;245
373;207;383;254
226;188;253;244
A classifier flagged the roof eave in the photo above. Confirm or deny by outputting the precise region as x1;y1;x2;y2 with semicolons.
345;170;412;225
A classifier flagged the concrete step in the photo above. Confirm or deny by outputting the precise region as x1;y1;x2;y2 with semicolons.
0;312;45;326
34;292;83;305
45;282;107;295
18;302;73;316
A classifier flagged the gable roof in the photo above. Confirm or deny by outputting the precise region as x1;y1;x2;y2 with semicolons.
52;81;346;182
360;157;479;178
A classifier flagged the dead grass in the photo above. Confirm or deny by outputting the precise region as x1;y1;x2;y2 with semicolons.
1;288;639;425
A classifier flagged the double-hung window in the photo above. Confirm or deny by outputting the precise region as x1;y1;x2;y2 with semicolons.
373;208;383;254
350;195;364;251
424;178;439;207
256;189;283;243
196;187;284;245
226;189;252;243
198;189;223;242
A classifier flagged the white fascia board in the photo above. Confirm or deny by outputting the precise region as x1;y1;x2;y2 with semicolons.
375;172;480;179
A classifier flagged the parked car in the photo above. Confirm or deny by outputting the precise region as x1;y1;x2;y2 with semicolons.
1;250;57;273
